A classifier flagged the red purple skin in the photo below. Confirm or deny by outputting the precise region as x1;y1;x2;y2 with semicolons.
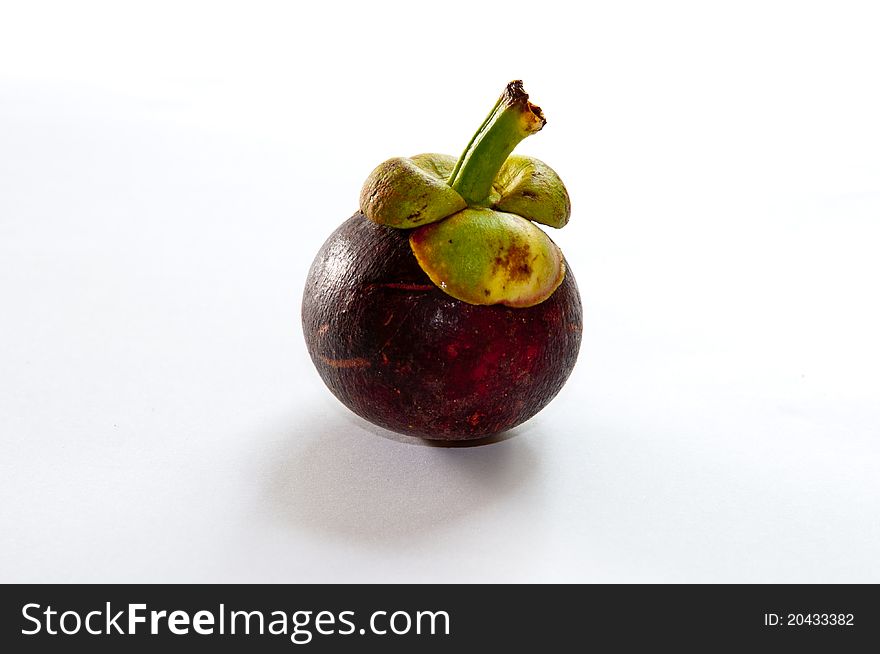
302;213;583;440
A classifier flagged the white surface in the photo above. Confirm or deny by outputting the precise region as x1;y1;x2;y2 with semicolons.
1;1;879;583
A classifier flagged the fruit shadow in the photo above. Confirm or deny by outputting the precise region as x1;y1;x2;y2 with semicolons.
265;409;541;546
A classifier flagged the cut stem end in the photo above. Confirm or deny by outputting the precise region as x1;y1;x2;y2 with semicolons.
448;81;545;206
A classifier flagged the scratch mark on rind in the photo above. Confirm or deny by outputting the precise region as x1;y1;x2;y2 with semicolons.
319;356;371;369
364;282;437;292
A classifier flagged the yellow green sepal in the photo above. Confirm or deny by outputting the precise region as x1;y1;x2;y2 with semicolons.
409;208;565;308
493;155;571;228
359;150;569;231
359;154;466;228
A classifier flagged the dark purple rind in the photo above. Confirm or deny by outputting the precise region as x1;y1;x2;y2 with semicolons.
302;213;583;440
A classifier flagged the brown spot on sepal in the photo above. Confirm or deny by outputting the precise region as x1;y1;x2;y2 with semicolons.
492;242;533;281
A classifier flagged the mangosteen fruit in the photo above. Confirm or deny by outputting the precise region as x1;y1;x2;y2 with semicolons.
302;81;582;441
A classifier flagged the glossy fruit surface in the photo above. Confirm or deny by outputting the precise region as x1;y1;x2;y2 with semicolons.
302;213;582;440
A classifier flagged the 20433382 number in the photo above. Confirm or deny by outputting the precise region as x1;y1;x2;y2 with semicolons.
764;613;854;626
787;614;854;626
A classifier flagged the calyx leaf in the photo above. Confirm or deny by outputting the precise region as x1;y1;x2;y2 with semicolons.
360;155;466;228
493;155;571;228
409;208;565;308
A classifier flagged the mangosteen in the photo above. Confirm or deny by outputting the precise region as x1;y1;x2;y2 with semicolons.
302;81;582;441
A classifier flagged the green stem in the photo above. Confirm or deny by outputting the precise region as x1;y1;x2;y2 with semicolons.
447;80;546;206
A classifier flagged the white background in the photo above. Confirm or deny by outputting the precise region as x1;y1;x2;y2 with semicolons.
1;1;878;582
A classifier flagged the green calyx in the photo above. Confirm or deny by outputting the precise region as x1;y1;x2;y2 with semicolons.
359;81;571;307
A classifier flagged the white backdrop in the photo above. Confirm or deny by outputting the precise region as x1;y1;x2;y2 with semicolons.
1;1;878;582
